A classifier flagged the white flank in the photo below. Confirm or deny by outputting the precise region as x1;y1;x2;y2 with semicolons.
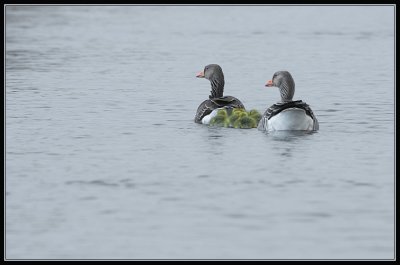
201;108;220;125
267;108;314;131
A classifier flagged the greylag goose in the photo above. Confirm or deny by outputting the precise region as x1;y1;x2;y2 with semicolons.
257;71;319;131
195;64;245;124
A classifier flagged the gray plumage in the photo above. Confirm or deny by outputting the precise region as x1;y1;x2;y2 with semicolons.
271;71;295;102
195;64;245;123
258;71;319;131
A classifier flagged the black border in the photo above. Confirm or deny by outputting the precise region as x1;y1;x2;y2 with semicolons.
3;3;397;262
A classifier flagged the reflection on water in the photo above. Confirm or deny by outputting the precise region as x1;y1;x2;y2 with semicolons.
266;130;317;141
5;5;394;260
262;131;318;157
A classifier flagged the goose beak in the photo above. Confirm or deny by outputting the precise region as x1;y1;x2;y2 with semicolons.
196;71;205;78
265;80;273;87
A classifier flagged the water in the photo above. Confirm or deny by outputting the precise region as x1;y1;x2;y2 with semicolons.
5;5;395;260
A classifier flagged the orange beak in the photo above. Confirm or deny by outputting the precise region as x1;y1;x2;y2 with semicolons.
265;80;273;87
196;71;205;78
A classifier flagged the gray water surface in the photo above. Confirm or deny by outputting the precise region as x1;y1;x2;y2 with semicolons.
5;5;395;259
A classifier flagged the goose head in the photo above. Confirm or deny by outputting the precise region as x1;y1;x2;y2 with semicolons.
196;64;225;98
266;71;295;102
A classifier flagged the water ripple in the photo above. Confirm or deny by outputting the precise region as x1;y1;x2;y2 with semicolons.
65;180;119;187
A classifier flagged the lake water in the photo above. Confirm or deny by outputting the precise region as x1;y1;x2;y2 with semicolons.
5;5;395;260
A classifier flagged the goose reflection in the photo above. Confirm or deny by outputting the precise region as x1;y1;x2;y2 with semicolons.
266;130;318;157
267;130;317;142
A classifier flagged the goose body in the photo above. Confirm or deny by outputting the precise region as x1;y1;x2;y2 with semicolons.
258;71;319;132
258;101;318;131
195;64;245;124
196;97;244;124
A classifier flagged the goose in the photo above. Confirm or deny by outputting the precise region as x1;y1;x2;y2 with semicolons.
257;71;319;131
195;64;245;124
